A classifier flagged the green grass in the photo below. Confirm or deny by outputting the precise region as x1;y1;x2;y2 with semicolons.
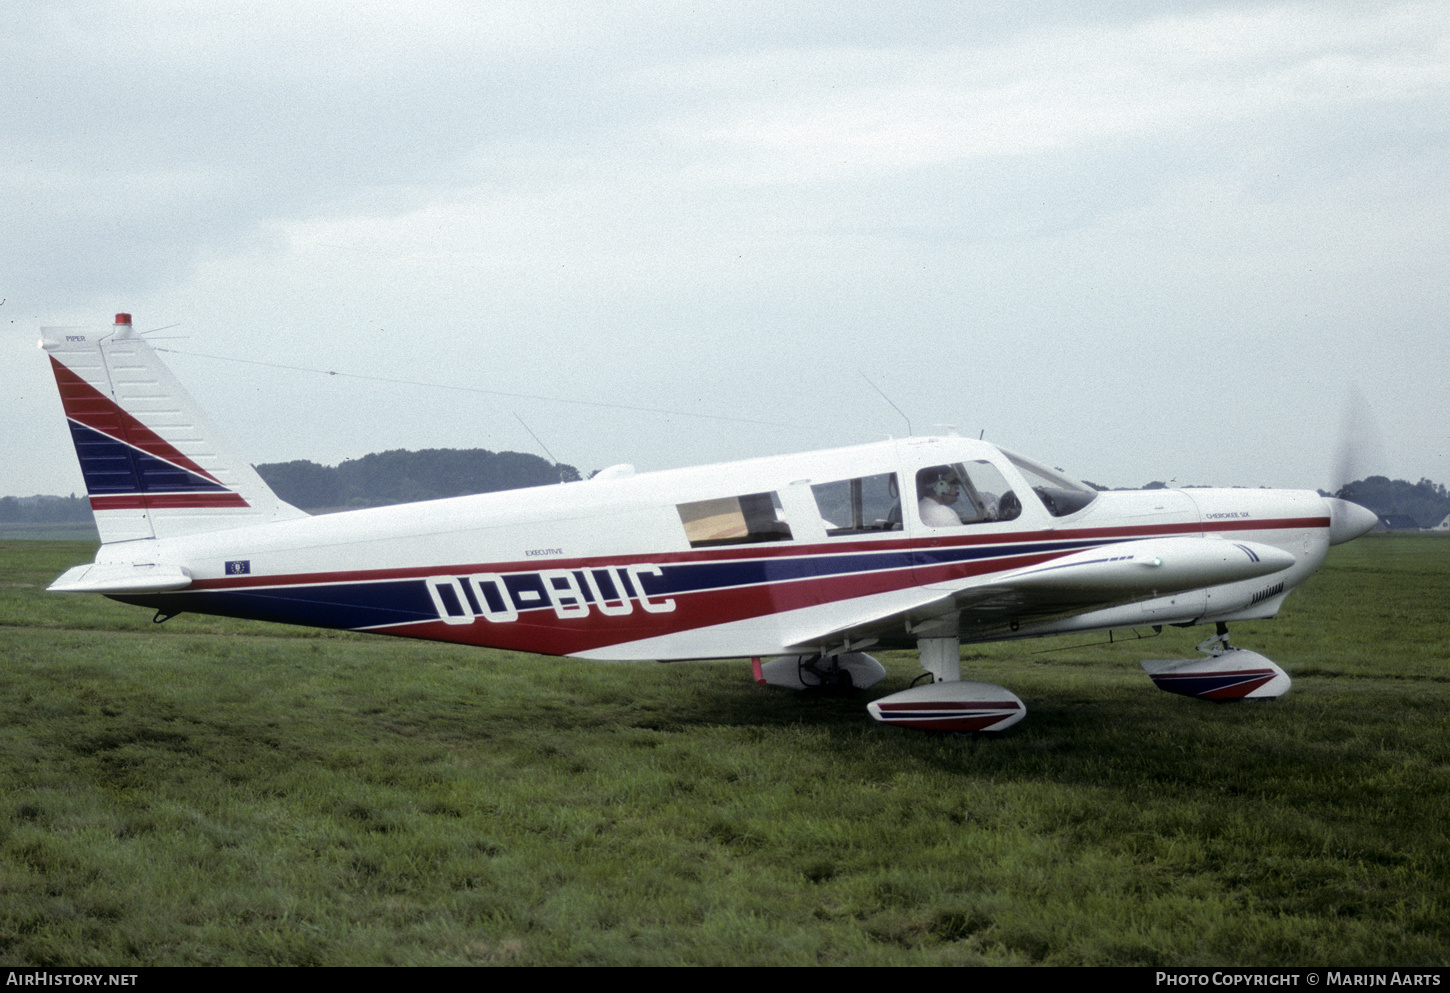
0;535;1446;965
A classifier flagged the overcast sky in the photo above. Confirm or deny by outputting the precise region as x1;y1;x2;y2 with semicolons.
5;1;1447;498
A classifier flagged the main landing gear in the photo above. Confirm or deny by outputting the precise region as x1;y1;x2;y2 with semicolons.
755;652;886;692
758;621;1289;735
864;633;1027;733
758;631;1026;734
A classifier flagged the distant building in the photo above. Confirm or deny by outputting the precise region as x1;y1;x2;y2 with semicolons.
1376;514;1423;532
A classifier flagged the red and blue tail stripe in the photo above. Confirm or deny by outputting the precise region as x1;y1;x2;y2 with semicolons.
50;356;248;510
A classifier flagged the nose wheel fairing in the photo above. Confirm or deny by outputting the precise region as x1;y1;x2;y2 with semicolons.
1140;651;1290;699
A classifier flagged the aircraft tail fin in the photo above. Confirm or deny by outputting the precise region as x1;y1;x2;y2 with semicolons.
40;314;308;544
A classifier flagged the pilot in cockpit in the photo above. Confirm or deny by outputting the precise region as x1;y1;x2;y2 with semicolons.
917;462;1024;526
917;468;965;527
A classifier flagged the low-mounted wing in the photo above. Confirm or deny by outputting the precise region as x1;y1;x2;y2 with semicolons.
787;536;1296;653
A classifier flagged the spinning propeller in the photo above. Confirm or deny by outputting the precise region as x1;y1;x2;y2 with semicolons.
1324;388;1382;544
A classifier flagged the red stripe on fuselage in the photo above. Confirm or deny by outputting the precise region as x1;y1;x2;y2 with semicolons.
1202;517;1328;534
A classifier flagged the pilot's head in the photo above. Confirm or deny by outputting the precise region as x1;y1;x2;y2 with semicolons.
923;471;960;504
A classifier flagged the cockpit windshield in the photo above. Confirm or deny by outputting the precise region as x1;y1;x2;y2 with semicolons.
1000;450;1098;518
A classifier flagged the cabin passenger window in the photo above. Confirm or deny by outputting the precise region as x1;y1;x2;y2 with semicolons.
677;492;793;548
916;462;1022;527
809;473;901;535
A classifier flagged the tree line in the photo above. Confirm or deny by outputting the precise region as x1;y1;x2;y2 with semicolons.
0;494;92;524
2;449;580;521
255;448;581;512
1325;477;1450;529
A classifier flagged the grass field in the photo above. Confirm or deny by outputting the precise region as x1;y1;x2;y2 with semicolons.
1;535;1447;965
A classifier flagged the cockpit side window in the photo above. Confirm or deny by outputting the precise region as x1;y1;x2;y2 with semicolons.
915;462;1022;527
810;473;901;536
678;492;793;548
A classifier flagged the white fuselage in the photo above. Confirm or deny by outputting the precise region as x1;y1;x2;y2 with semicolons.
88;436;1335;661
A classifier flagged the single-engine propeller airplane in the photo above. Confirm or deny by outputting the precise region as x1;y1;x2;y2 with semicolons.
41;315;1379;732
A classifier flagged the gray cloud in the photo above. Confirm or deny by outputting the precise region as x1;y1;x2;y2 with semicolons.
5;1;1447;496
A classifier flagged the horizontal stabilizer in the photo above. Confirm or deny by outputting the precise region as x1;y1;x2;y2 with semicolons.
48;562;192;594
